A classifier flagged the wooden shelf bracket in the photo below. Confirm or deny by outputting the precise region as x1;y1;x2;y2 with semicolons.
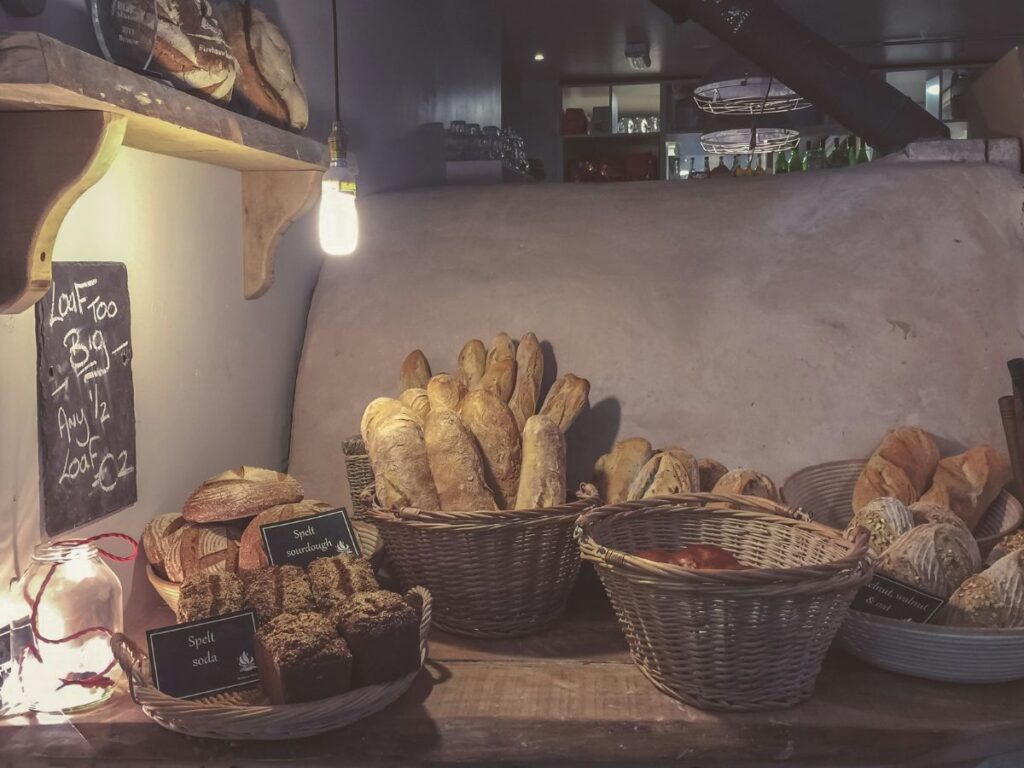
0;110;126;314
242;170;322;299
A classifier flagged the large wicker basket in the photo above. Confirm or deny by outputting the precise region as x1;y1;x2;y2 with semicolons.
577;493;871;711
110;587;431;740
368;490;597;638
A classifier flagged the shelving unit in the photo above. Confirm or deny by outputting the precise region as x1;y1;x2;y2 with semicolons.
0;32;327;313
562;132;663;181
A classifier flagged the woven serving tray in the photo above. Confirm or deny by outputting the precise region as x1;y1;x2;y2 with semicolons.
111;587;431;740
147;520;384;614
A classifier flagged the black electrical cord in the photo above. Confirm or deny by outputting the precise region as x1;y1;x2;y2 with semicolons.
332;0;340;124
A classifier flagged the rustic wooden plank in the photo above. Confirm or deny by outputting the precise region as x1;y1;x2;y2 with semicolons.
0;110;125;313
0;33;326;173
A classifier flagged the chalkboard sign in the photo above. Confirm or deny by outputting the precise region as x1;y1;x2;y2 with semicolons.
261;507;361;568
35;263;138;535
850;574;946;623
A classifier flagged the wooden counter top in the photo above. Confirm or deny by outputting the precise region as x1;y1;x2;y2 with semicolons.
2;574;1023;768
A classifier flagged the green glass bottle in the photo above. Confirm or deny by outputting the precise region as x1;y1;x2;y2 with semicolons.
774;150;789;174
847;137;857;166
789;145;803;173
855;139;871;164
826;137;844;169
801;140;814;171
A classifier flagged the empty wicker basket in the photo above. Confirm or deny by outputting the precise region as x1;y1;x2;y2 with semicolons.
577;493;871;711
369;490;597;638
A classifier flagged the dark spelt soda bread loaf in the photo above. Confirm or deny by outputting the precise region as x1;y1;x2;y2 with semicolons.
333;591;420;685
254;611;352;704
241;564;314;625
176;571;244;623
307;554;380;612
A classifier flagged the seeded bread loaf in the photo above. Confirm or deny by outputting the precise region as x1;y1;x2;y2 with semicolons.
456;339;486;390
177;571;243;623
241;564;315;625
875;523;981;598
844;497;914;554
987;530;1024;565
944;550;1024;628
908;501;970;531
254;611;352;704
424;409;497;511
594;438;654;505
238;500;333;571
182;466;303;523
509;332;544;432
459;389;522;509
515;414;566;509
538;373;590;432
399;350;431;392
919;445;1010;531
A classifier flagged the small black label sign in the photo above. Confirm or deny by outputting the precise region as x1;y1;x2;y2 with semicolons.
851;574;946;623
260;507;361;568
147;610;259;700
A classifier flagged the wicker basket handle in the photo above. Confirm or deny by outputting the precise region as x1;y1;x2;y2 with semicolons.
111;632;148;705
404;585;433;660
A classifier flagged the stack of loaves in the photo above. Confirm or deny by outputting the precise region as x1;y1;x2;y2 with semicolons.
363;332;590;512
592;437;779;504
142;466;340;583
844;426;1019;628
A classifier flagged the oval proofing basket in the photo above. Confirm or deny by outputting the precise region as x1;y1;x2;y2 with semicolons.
783;460;1024;683
577;493;871;711
111;587;431;740
147;521;384;614
368;496;596;638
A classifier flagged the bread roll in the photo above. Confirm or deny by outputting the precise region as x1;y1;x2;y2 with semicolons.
711;469;778;501
594;438;654;505
142;512;189;577
457;339;487;390
945;550;1024;628
919;445;1010;531
908;501;969;532
152;0;238;101
361;397;405;442
366;406;440;511
853;427;939;510
844;497;913;554
509;332;544;432
486;332;515;367
426;373;466;412
239;500;333;571
398;388;430;424
698;458;729;492
875;523;981;598
538;373;590;432
459;390;522;508
182;466;303;523
986;530;1024;565
515;415;566;509
177;524;241;578
424;409;497;511
627;448;699;500
399;350;431;392
479;358;516;402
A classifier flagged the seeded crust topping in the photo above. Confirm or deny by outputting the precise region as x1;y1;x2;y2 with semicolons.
242;564;314;624
177;571;242;623
334;590;417;636
307;555;379;608
257;611;351;668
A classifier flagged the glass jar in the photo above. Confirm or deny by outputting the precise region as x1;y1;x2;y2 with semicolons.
10;541;123;713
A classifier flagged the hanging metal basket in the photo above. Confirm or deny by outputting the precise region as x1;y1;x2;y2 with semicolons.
700;128;800;155
694;77;810;115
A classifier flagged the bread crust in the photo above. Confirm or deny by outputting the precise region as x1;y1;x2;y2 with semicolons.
509;332;544;432
594;438;654;504
366;406;440;510
460;390;522;509
538;373;590;432
515;414;566;509
457;339;486;389
711;469;778;501
399;350;431;392
182;466;303;523
424;409;497;511
919;445;1010;531
239;500;334;571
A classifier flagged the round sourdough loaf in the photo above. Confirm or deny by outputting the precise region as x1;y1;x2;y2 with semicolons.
844;497;914;554
238;500;334;571
875;522;981;598
142;512;189;577
182;466;304;523
697;458;729;492
176;523;241;579
712;468;779;501
945;550;1024;628
153;0;238;101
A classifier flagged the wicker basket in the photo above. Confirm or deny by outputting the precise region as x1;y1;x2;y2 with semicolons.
343;435;375;520
367;490;597;638
577;493;871;711
110;587;431;740
147;521;384;614
781;459;1023;556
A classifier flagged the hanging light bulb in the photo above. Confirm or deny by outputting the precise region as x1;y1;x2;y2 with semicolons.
319;0;358;256
319;121;358;256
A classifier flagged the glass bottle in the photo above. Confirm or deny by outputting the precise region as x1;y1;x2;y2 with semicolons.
701;156;712;179
855;139;871;164
774;150;789;174
788;145;803;173
752;154;765;176
826;137;845;168
685;156;695;180
710;155;729;178
11;541;123;713
801;140;813;171
847;137;858;166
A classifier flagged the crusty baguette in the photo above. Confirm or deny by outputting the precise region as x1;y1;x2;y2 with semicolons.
182;466;303;523
178;524;241;578
538;373;590;432
460;390;522;508
399;388;430;424
875;523;980;598
142;512;189;577
399;349;431;392
486;332;516;367
509;332;544;432
697;458;729;492
238;500;334;571
424;409;497;511
919;445;1010;531
853;427;939;510
426;373;466;412
515;414;566;509
457;339;487;390
711;469;778;501
627;448;699;500
361;397;405;442
594;438;654;504
479;358;516;402
366;405;440;510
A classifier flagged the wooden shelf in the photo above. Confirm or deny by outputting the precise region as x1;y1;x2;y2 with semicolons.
0;32;326;313
562;132;662;142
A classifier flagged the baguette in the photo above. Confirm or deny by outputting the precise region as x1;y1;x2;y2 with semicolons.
919;445;1011;531
852;454;918;510
479;358;516;402
509;332;544;432
515;414;566;509
456;339;486;390
360;397;405;442
711;469;778;501
875;523;980;598
426;373;466;412
697;458;729;492
944;550;1024;628
594;438;654;504
238;500;334;571
626;447;699;500
399;349;431;392
853;427;939;510
366;406;440;510
398;388;430;424
459;390;522;508
424;409;497;511
538;373;590;432
182;466;303;523
486;332;516;367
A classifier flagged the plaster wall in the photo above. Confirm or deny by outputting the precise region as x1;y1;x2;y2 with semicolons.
291;161;1024;507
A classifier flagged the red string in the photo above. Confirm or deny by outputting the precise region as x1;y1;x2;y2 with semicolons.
27;533;138;689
